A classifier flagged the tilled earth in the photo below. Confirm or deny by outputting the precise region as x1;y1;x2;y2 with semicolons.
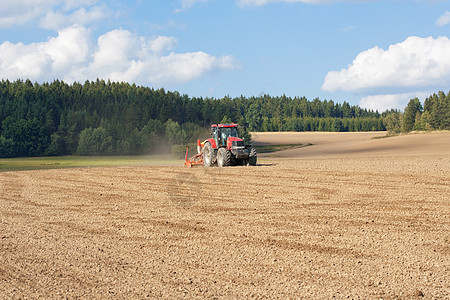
1;133;449;299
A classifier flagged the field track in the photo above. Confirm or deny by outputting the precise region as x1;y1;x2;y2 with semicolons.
1;132;449;298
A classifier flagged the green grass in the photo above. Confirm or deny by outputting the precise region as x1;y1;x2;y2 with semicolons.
371;134;397;139
254;143;312;153
0;155;182;172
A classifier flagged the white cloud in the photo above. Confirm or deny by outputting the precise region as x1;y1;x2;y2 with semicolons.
40;6;106;30
436;11;450;27
358;92;430;112
323;36;450;112
149;52;237;84
0;26;239;86
89;29;142;80
148;36;177;54
0;0;45;27
0;26;90;81
87;29;237;84
0;0;101;28
340;25;356;32
176;0;210;12
237;0;372;6
322;36;450;93
179;0;361;10
45;26;90;73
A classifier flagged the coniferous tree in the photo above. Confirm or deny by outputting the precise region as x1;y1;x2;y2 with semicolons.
403;98;422;132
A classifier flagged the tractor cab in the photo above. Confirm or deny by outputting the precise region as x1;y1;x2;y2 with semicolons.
211;124;239;147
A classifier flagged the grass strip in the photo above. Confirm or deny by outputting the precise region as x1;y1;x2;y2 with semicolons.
0;155;182;172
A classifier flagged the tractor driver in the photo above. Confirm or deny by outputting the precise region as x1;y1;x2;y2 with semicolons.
221;131;227;146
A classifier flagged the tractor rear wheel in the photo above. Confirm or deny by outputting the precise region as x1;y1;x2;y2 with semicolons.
248;147;257;166
203;142;213;167
217;148;231;167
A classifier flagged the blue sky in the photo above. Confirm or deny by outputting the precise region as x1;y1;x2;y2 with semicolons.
0;0;449;112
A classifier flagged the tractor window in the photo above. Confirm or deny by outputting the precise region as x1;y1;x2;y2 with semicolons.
218;127;238;146
221;127;238;138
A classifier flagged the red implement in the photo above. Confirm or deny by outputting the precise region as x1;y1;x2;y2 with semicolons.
184;145;204;167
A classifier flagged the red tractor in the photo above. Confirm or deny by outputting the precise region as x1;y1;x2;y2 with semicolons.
185;123;257;167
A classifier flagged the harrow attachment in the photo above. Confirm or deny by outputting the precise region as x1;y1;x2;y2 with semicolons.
184;140;204;167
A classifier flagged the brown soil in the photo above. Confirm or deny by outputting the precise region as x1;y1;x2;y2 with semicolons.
1;132;449;299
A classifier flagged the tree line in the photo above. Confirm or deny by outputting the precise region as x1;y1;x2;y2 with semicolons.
383;91;450;134
0;79;448;157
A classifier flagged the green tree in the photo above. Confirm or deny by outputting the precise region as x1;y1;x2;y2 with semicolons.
165;119;187;146
333;119;344;132
45;133;65;156
403;98;422;132
383;113;402;134
77;127;113;155
0;136;15;158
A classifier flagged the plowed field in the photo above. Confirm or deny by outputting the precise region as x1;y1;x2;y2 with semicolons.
1;132;449;299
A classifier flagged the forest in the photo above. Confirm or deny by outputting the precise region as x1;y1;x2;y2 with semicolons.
0;79;449;157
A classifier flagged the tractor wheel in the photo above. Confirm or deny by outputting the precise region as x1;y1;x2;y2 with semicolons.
217;148;231;167
203;142;213;167
248;147;257;166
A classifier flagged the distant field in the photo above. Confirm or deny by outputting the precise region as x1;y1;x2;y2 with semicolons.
0;155;181;172
251;130;450;158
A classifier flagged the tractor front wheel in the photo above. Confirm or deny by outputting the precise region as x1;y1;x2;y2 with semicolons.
217;148;231;167
248;147;257;166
